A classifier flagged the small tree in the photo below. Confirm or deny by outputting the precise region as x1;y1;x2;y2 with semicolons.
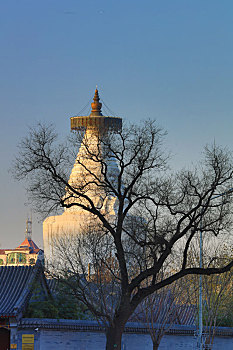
13;120;233;350
131;277;196;350
47;228;121;330
186;242;233;349
217;290;233;327
24;280;90;320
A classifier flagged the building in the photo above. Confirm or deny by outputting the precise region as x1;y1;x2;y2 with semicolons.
43;88;122;260
0;219;43;266
0;261;50;350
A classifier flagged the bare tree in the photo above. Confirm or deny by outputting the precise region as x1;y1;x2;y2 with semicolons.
186;242;233;350
13;120;233;350
131;277;196;350
48;229;121;328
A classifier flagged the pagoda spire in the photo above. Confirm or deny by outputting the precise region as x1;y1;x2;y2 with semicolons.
90;88;103;116
25;218;32;240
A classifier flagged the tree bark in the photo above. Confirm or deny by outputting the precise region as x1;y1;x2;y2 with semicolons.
153;342;159;350
105;322;125;350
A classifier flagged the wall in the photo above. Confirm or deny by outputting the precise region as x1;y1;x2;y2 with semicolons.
15;319;233;350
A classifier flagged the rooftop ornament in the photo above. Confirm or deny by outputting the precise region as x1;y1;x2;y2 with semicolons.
70;88;122;133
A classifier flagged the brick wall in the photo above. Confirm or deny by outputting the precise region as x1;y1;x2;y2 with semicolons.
15;319;233;350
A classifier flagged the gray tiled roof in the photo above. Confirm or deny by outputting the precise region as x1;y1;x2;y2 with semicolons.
0;262;43;317
18;319;233;337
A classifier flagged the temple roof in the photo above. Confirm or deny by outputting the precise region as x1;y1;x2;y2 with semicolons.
16;238;40;253
0;261;48;318
0;249;10;254
0;239;41;256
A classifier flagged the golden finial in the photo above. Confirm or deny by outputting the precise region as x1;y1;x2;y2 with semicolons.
90;87;102;116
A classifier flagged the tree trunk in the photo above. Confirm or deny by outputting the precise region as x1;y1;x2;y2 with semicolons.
106;323;125;350
203;341;213;350
153;341;159;350
105;296;135;350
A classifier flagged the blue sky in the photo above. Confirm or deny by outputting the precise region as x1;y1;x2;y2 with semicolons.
1;0;233;248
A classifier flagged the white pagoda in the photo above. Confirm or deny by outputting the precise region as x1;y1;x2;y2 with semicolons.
43;89;122;260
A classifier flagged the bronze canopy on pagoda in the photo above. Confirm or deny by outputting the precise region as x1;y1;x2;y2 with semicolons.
70;88;122;132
